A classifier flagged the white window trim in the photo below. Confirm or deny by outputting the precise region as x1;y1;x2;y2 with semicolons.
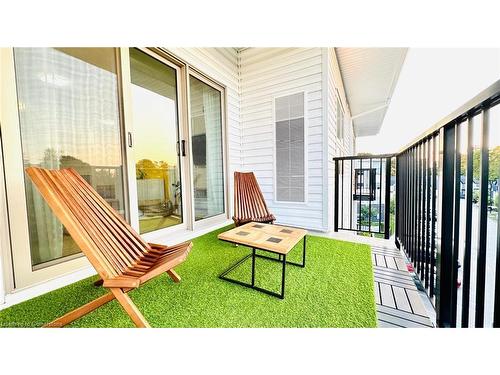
272;90;308;205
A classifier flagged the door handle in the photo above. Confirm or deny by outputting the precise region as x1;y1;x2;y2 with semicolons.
127;132;133;147
181;140;186;157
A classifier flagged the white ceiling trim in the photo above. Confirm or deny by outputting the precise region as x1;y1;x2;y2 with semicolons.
335;48;407;137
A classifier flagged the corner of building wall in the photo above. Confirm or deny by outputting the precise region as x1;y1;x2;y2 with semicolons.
236;48;243;172
321;48;332;232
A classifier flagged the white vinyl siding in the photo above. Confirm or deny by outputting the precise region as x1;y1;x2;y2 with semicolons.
275;92;305;202
240;48;325;230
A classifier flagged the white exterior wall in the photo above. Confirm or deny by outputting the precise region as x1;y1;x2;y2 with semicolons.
326;48;356;231
239;48;326;231
165;48;241;219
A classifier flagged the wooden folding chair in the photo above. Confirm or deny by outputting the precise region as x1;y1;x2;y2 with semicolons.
26;167;192;328
232;171;276;227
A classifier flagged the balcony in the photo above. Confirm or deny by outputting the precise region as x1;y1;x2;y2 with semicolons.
331;80;500;328
1;80;498;329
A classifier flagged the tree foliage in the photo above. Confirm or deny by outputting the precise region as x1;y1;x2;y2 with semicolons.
460;146;500;181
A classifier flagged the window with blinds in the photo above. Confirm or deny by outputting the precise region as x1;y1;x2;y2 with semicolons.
275;92;305;202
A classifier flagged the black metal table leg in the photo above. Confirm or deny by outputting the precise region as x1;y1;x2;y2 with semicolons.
302;235;306;267
218;235;307;299
280;254;287;299
251;247;256;286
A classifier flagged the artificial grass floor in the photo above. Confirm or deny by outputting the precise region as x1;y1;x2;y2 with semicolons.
0;226;377;328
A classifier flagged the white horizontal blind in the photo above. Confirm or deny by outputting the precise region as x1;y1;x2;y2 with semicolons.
275;92;305;202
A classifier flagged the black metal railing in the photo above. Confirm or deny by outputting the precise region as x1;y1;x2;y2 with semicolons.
333;80;500;327
333;155;394;239
395;80;500;327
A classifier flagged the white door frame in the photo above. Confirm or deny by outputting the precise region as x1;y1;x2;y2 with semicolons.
187;67;230;231
122;47;194;243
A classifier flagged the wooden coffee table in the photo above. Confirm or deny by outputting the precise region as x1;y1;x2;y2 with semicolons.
218;222;307;299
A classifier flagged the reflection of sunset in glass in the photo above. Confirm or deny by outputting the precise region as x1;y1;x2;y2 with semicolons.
129;48;182;234
131;84;178;165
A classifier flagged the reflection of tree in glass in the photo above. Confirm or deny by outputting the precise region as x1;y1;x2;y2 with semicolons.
41;148;59;168
136;158;172;204
459;146;500;208
136;159;169;179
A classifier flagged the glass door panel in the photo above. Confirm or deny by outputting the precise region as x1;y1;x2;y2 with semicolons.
189;75;224;220
14;47;126;269
129;48;183;234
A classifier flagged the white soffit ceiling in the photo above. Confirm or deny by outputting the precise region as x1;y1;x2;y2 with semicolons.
335;48;407;137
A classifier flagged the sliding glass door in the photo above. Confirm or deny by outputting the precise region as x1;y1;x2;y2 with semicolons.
189;74;225;221
18;48;126;266
128;48;185;234
4;47;127;287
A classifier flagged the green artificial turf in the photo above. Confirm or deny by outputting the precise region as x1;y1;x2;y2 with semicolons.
0;226;377;328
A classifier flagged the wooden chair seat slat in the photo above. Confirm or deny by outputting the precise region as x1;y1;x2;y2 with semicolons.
232;172;275;227
52;170;133;274
67;169;150;256
62;170;144;263
138;243;192;285
39;168;122;277
26;168;116;278
25;167;192;328
56;170;136;273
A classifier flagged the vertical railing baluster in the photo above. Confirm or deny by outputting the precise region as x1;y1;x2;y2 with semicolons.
334;159;339;232
406;152;409;256
417;144;422;275
412;147;417;264
409;149;413;261
422;140;428;282
375;158;382;233
395;155;400;246
437;125;456;327
341;160;344;229
369;158;372;233
358;159;363;232
409;150;413;262
462;117;473;327
494;153;500;327
384;158;391;239
451;123;461;327
430;135;438;299
475;108;490;327
404;153;407;248
350;160;353;231
422;143;426;275
425;139;431;290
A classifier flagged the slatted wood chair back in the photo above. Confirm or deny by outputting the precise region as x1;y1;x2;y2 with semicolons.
26;167;152;281
233;171;275;226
